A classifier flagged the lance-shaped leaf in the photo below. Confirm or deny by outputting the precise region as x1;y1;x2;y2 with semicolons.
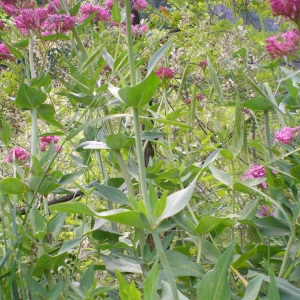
197;240;236;300
38;104;63;128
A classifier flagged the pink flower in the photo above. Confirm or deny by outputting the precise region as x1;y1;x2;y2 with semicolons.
131;0;148;11
269;0;300;22
0;43;13;60
104;0;114;10
131;23;148;36
40;135;59;144
6;147;30;163
196;94;205;100
14;7;49;36
0;0;35;16
42;14;76;36
154;67;175;80
258;205;275;217
79;4;110;23
265;29;300;59
242;164;267;188
185;99;191;104
198;60;208;69
274;126;300;144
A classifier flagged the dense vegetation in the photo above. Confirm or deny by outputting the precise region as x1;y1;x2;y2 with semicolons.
0;0;300;299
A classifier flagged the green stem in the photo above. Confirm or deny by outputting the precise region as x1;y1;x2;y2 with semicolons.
231;161;236;241
264;110;273;159
133;108;154;225
30;107;38;164
279;233;295;278
44;270;64;300
152;231;179;300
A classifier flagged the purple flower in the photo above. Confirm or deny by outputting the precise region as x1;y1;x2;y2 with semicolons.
274;126;300;144
42;14;76;36
6;147;30;163
131;0;148;11
196;94;205;100
258;205;275;217
242;164;267;188
131;23;148;36
79;4;110;23
0;0;35;17
269;0;300;22
265;29;300;59
40;136;60;152
0;43;13;60
154;67;175;80
104;0;114;10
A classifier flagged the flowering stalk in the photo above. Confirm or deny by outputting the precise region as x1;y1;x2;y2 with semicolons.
124;0;178;298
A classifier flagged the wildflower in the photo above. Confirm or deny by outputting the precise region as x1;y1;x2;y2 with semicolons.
269;0;300;22
242;164;267;188
0;43;13;60
265;29;300;59
185;99;191;104
274;126;300;144
40;136;60;152
79;4;110;23
198;60;208;69
131;0;148;11
6;147;30;162
154;67;175;80
257;205;275;217
0;0;35;17
131;23;148;36
196;94;205;100
42;14;76;36
104;0;114;10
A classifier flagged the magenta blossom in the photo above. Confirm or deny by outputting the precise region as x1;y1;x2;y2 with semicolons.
185;99;191;104
258;205;275;217
274;126;300;144
0;43;13;60
40;136;60;152
155;67;175;80
0;0;35;17
104;0;114;10
196;94;205;100
269;0;300;22
42;14;76;36
266;29;300;59
198;60;208;69
79;4;110;23
242;164;267;188
131;0;148;11
131;23;148;36
6;147;30;163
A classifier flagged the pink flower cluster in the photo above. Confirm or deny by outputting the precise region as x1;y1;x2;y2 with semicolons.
6;147;30;163
155;67;175;80
242;164;267;188
265;29;300;59
198;60;208;69
0;43;13;60
196;94;205;100
131;0;148;11
0;0;34;17
104;0;114;10
258;205;275;217
79;3;110;23
274;126;300;144
269;0;300;22
131;23;148;36
40;135;60;152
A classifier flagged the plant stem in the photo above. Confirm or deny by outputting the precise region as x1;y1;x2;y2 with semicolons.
44;270;64;300
279;233;295;277
264;110;273;159
152;230;179;300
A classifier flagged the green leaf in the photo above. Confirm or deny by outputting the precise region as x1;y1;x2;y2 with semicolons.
254;216;291;237
58;237;85;255
144;259;159;300
156;173;200;224
230;96;244;157
32;208;47;240
50;202;97;216
15;83;47;109
118;72;161;107
209;166;232;187
47;213;67;236
111;0;121;23
165;250;204;277
290;165;300;180
1;119;10;145
58;171;82;185
31;156;44;177
194;216;230;235
5;43;23;59
115;270;130;300
28;176;61;195
147;40;172;75
242;274;264;300
202;149;220;169
232;48;247;59
41;33;70;41
238;199;258;220
197;240;236;300
47;282;65;300
102;255;142;274
106;133;135;150
37;104;63;128
265;259;281;300
79;263;95;294
128;281;141;300
243;97;271;111
161;281;189;300
32;253;68;277
0;178;28;195
98;209;151;229
206;54;223;102
92;183;129;205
